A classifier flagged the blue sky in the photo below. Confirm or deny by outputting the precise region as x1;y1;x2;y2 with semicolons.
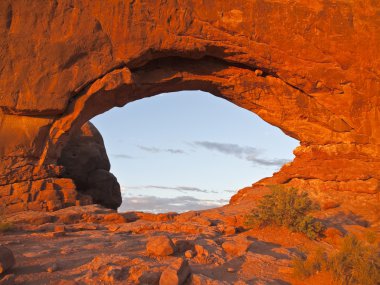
91;91;299;213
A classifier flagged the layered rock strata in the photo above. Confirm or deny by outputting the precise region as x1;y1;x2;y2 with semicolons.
0;178;92;213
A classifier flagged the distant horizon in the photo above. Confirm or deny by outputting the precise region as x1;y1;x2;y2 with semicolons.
91;90;299;213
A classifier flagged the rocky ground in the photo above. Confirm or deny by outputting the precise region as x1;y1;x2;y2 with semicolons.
0;187;379;285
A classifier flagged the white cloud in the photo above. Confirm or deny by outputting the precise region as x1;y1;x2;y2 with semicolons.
111;154;135;159
192;141;290;167
138;145;186;154
119;195;228;213
124;185;218;194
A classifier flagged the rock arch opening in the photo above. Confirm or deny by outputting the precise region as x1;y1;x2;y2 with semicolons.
1;53;377;214
80;90;298;212
0;1;378;214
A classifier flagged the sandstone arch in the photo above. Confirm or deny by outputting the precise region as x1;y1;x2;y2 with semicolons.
0;0;379;212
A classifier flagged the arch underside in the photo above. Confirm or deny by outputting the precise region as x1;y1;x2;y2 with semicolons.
40;55;380;189
2;55;379;206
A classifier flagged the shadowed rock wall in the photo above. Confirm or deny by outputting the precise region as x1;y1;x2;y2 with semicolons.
0;0;379;212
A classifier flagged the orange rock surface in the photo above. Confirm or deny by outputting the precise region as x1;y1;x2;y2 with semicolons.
0;196;377;284
0;0;379;211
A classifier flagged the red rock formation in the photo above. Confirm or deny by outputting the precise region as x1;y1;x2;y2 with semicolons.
0;177;92;213
58;122;122;209
0;0;379;211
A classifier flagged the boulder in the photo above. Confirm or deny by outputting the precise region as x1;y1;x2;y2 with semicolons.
224;226;237;236
159;258;191;285
222;237;251;257
146;235;175;257
0;246;15;274
184;250;195;259
58;122;122;210
102;213;127;224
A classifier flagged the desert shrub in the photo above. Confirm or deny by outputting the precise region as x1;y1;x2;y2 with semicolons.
245;186;325;239
293;235;380;284
292;247;327;279
328;235;380;285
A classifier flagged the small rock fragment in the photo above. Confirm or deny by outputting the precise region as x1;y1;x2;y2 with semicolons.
47;200;63;212
224;226;236;235
57;213;82;224
278;265;293;274
255;69;263;76
0;246;15;274
26;215;54;226
159;258;191;285
184;250;194;259
102;265;123;283
322;201;340;210
60;248;74;255
47;263;58;273
193;239;224;264
54;225;65;232
234;281;249;285
106;224;120;232
192;216;212;226
103;213;127;224
146;235;175;257
194;244;209;257
222;237;251;257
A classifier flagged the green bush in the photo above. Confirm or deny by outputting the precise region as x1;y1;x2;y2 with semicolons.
245;186;325;239
328;235;380;285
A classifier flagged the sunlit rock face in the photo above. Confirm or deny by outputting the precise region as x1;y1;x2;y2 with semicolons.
0;0;379;212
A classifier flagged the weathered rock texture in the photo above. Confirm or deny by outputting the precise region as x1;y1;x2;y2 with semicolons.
0;177;92;213
0;0;379;211
58;122;122;209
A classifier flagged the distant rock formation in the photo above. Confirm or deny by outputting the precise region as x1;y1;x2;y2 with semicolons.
0;0;379;212
58;122;122;210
